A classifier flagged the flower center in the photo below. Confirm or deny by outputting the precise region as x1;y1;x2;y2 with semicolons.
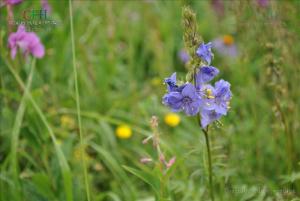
223;35;234;46
205;88;215;99
182;96;192;104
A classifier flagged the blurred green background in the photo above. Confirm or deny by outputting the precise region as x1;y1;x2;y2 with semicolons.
1;0;300;200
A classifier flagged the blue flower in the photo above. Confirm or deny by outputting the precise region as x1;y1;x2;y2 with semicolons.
164;72;187;92
200;109;222;128
195;66;219;89
199;79;232;127
163;83;201;116
196;42;213;65
212;79;232;115
164;72;177;92
163;45;232;127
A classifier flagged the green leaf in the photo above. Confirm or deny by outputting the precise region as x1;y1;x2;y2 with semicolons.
280;172;300;183
123;165;160;196
31;173;55;199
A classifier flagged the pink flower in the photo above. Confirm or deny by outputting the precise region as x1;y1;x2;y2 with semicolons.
4;0;23;5
41;0;51;13
166;157;176;169
257;0;269;8
8;25;45;59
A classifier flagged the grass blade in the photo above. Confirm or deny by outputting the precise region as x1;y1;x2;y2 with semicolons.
69;0;91;200
3;58;73;201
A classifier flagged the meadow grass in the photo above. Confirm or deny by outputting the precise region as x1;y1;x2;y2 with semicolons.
0;0;300;201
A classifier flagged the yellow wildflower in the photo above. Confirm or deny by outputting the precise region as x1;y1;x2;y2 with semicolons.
73;146;91;162
60;115;75;129
151;77;161;87
116;125;132;139
164;113;180;127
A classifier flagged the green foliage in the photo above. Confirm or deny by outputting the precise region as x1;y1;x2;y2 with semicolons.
0;0;300;201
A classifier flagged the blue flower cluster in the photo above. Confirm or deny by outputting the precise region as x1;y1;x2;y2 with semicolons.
163;42;232;128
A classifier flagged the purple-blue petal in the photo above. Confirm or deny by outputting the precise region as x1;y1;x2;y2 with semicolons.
181;83;199;99
164;72;177;92
178;50;190;64
162;92;183;112
196;66;219;88
196;42;213;65
200;110;222;128
214;79;232;100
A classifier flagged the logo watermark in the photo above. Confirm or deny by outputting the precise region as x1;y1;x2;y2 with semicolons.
9;8;60;31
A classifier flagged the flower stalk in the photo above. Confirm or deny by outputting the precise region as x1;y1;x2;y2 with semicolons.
140;116;176;200
202;127;214;201
162;6;232;201
183;6;215;201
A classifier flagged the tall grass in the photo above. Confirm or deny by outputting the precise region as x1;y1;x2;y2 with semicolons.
69;0;91;200
10;58;35;201
3;59;73;201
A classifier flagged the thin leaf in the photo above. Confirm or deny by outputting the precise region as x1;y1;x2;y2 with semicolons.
123;165;160;196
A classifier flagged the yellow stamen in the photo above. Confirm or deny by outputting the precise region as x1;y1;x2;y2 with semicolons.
226;101;231;109
206;89;215;99
206;88;212;95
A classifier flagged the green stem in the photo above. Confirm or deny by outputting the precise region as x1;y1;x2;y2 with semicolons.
10;58;35;201
68;1;91;201
202;127;215;201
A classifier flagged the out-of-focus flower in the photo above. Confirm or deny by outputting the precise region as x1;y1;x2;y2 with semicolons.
8;25;45;59
212;35;238;58
60;115;75;129
211;0;224;17
41;0;51;13
140;157;152;164
116;125;132;139
159;153;176;169
178;49;190;64
163;83;201;116
164;113;180;127
93;162;103;171
4;0;23;5
257;0;269;8
73;146;91;163
166;157;176;169
151;77;161;87
159;153;166;164
196;42;213;65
